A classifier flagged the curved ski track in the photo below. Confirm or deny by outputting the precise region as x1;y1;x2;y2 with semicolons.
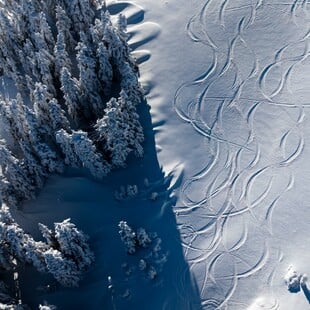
174;1;309;308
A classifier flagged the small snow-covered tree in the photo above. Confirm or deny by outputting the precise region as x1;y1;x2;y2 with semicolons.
70;130;111;178
33;83;70;137
39;303;57;310
136;228;151;248
43;249;80;287
55;129;81;167
0;205;94;287
118;221;136;254
0;142;36;204
119;61;143;105
33;142;64;175
118;91;144;158
95;97;130;167
38;223;56;248
54;219;94;270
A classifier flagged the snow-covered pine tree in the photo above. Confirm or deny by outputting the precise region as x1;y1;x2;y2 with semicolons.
97;42;113;96
69;130;111;178
33;83;70;137
54;32;72;77
19;141;46;190
119;61;143;105
76;36;102;117
95;97;130;167
118;90;144;158
0;142;36;204
62;0;95;34
55;129;81;167
0;98;23;144
33;83;53;135
0;205;94;287
60;67;82;126
118;221;136;254
55;5;76;51
35;48;56;96
38;223;56;248
116;14;128;42
54;219;94;270
39;12;55;52
43;249;80;287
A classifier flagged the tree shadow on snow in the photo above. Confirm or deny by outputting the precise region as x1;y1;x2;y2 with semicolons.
15;95;202;310
9;2;203;309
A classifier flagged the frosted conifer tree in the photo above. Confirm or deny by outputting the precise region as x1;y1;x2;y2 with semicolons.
118;91;144;157
38;223;56;247
70;130;111;178
35;48;56;96
76;39;101;117
33;83;53;135
0;142;36;204
136;228;151;248
54;32;72;76
54;219;94;270
19;141;46;190
97;42;113;96
39;12;55;52
95;97;129;167
55;129;81;167
60;67;82;125
118;221;136;254
119;62;143;105
55;5;76;51
43;249;80;287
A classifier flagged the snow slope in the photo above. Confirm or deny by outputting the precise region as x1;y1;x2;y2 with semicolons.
9;0;310;309
131;0;310;309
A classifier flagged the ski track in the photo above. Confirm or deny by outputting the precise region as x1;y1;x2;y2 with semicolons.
173;0;309;308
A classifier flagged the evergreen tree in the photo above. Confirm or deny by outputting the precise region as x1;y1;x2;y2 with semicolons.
119;61;143;105
39;12;55;52
76;39;102;117
54;32;72;77
19;141;46;190
67;0;95;33
60;67;82;126
33;83;70;137
97;42;113;96
55;5;76;51
55;129;81;167
118;90;144;157
95;97;130;167
43;249;80;287
0;142;35;204
54;219;94;270
69;130;111;178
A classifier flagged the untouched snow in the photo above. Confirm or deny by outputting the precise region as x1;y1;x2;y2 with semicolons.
6;0;310;309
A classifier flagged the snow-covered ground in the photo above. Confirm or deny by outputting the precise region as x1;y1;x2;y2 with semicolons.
7;0;310;309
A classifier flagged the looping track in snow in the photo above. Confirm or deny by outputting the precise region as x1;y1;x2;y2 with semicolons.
173;0;309;308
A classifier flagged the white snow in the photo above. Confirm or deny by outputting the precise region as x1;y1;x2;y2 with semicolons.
1;0;310;309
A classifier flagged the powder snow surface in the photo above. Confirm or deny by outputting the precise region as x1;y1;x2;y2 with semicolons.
12;0;310;309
